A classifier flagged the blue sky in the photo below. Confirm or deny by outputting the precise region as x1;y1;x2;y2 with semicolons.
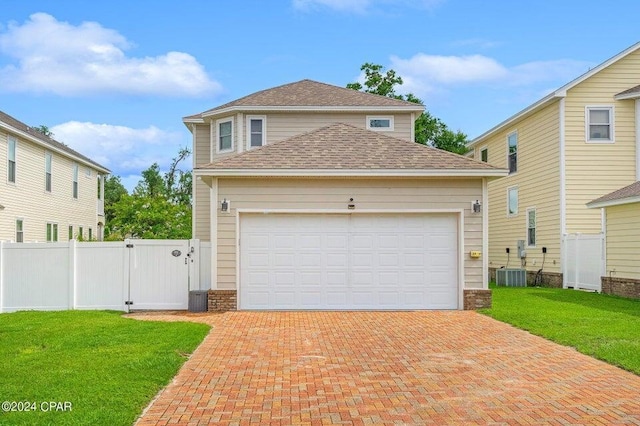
1;0;639;190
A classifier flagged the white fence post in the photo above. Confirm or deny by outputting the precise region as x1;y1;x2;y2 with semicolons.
68;240;77;309
189;239;200;291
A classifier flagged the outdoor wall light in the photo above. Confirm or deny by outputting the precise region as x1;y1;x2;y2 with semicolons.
472;200;482;213
221;199;229;212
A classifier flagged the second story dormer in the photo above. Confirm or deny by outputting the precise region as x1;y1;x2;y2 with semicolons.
183;79;425;166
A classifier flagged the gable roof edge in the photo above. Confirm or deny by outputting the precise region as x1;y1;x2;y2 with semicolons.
469;41;640;147
0;120;110;174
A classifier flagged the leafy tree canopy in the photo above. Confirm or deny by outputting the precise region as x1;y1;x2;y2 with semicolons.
348;63;468;155
105;147;192;240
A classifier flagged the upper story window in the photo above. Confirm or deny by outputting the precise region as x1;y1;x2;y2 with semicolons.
216;118;234;153
97;175;102;200
8;136;16;183
45;152;52;192
480;147;488;163
508;186;518;217
366;116;394;131
507;132;518;174
246;116;266;149
586;106;614;143
72;164;79;199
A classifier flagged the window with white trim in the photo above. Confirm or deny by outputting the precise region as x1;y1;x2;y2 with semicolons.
366;116;394;131
217;118;234;152
45;152;52;192
8;136;16;183
88;228;93;241
79;226;84;240
508;187;518;216
246;116;266;149
586;106;614;142
72;164;79;199
480;147;488;163
507;132;517;174
16;219;24;243
69;225;74;240
527;208;536;247
46;222;58;242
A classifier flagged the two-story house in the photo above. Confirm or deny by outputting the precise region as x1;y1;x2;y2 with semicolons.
184;79;507;311
467;42;640;292
0;110;109;242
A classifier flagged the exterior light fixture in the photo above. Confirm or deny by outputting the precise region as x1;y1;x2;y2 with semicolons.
472;200;481;213
221;199;229;212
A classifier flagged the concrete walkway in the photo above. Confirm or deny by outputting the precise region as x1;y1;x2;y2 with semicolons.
130;311;640;425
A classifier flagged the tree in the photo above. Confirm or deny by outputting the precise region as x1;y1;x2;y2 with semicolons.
348;63;468;155
33;124;54;138
104;175;128;224
105;147;193;240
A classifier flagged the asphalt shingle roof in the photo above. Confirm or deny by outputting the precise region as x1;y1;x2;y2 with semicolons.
615;84;640;98
588;181;640;206
0;110;109;172
198;123;501;172
185;80;423;119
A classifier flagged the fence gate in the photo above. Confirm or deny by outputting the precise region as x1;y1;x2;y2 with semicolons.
563;233;604;292
126;239;191;311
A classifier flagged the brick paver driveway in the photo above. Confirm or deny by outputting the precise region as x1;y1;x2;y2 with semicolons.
132;311;640;425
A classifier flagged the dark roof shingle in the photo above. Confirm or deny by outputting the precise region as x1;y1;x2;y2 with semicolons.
588;181;640;206
0;110;109;172
198;123;502;172
186;80;423;119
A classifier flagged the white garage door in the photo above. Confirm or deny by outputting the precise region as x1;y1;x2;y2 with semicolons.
240;213;459;310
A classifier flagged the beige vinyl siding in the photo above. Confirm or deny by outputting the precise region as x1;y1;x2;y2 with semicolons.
605;203;640;279
0;130;100;242
264;112;412;144
193;124;212;241
479;102;562;273
564;49;640;234
214;177;484;290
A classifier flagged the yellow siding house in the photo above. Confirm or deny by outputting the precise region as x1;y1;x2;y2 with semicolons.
0;111;109;242
468;42;640;292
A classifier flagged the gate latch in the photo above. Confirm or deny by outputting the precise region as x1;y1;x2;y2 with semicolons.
125;300;133;305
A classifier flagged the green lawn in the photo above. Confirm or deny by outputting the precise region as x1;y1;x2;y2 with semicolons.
0;311;210;426
481;285;640;374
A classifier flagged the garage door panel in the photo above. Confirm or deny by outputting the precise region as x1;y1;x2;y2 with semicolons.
379;253;400;267
240;213;458;310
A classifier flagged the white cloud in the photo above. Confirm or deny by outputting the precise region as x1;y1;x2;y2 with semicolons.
293;0;442;13
0;13;221;97
51;121;188;182
390;53;591;98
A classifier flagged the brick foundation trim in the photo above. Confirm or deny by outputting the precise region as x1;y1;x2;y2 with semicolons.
208;290;237;312
602;276;640;300
463;289;492;310
489;267;563;288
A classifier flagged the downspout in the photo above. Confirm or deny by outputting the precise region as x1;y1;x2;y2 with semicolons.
559;98;567;288
636;99;640;180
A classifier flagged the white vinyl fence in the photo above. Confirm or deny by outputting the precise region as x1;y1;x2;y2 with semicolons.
562;233;604;292
0;239;211;313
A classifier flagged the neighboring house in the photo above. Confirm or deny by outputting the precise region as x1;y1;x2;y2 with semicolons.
0;110;109;242
587;181;640;299
184;80;507;311
467;42;640;291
